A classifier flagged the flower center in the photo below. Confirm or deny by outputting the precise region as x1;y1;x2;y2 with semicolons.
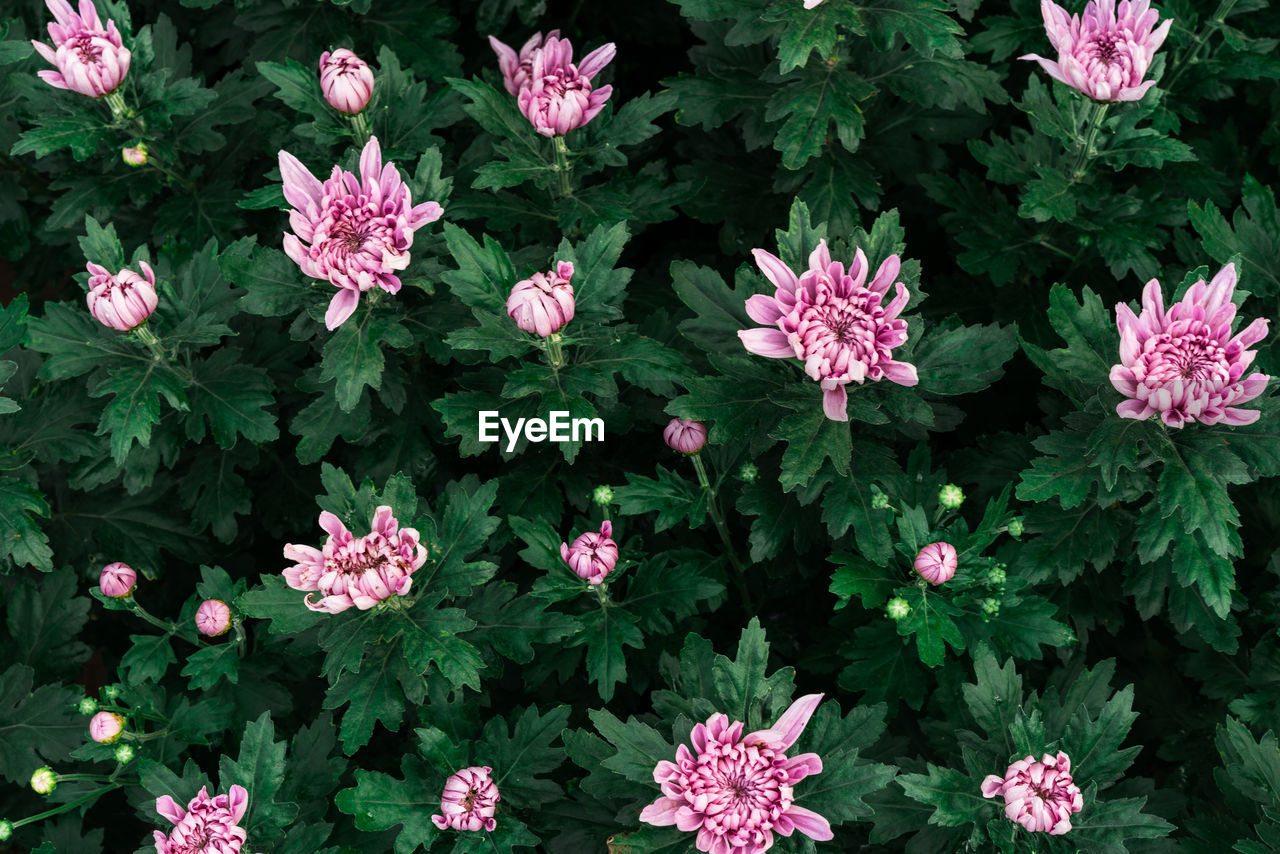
1092;35;1120;64
1142;324;1231;388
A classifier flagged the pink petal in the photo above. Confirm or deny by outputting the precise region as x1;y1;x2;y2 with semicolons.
325;287;361;330
782;804;834;841
823;385;848;421
752;249;799;293
739;328;794;359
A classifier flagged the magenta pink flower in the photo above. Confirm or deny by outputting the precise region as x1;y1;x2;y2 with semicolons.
516;35;616;137
982;751;1084;835
640;693;833;853
31;0;131;98
1020;0;1171;102
99;562;137;598
507;261;575;337
664;418;707;454
560;520;618;586
89;711;124;744
740;239;918;422
86;261;157;332
914;542;957;585
319;49;374;115
278;136;443;330
430;766;501;832
153;785;250;854
282;505;427;614
1111;263;1269;428
488;29;560;96
195;600;232;637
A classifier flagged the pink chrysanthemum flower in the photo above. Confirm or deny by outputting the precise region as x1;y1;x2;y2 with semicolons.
31;0;131;98
153;785;250;854
1110;263;1269;428
1020;0;1172;102
560;520;619;586
99;561;137;598
664;418;707;454
982;751;1084;835
430;766;501;832
488;30;561;96
506;261;575;337
278;136;443;330
640;693;833;853
914;542;957;585
282;505;428;614
195;600;232;637
739;239;918;422
86;261;157;331
319;49;374;115
516;35;616;137
89;711;124;744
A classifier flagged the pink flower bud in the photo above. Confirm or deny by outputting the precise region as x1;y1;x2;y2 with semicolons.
195;599;232;637
982;751;1083;835
663;418;707;454
515;35;615;136
31;0;131;98
319;48;374;115
89;711;124;744
560;520;618;585
99;562;136;598
431;766;500;832
122;143;147;166
507;261;575;337
914;542;957;585
85;261;157;331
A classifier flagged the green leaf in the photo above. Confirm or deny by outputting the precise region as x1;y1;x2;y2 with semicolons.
319;311;413;412
829;551;900;610
323;643;409;754
671;261;760;356
0;665;83;784
767;68;873;169
712;617;796;728
667;356;785;447
898;764;988;827
219;712;298;838
1157;436;1247;558
393;599;483;691
0;476;53;571
237;574;325;635
423;476;501;596
290;383;372;465
257;58;327;116
914;321;1017;396
335;759;442;854
962;647;1024;745
623;553;725;634
89;364;189;464
1016;428;1097;509
220;242;317;318
178;449;254;543
1067;790;1174;853
769;398;852;491
554;221;631;324
441;224;516;316
897;593;964;667
1189;175;1280;297
799;703;898;823
186;349;279;448
78;216;127;271
180;642;240;691
590;707;675;785
11;114;106;162
25;302;131;381
612;466;707;532
466;582;581;664
1063;684;1140;787
820;441;900;565
2;568;90;674
119;634;176;685
864;0;964;58
573;606;644;703
479;705;570;809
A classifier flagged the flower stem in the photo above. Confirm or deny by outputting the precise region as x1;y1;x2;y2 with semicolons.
1071;102;1109;179
128;601;202;648
553;137;573;197
132;323;167;361
690;454;753;613
545;333;565;369
350;111;372;146
12;783;122;830
104;91;128;121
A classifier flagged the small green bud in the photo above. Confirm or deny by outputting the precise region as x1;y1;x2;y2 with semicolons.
737;462;758;482
30;766;56;795
102;684;122;701
981;597;1001;617
592;485;614;506
987;565;1007;586
113;744;136;764
886;597;911;620
1007;517;1024;538
0;819;12;841
938;484;965;510
870;486;892;511
77;697;99;715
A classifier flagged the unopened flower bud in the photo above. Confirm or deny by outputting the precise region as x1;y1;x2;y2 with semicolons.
938;484;965;509
77;697;98;715
592;485;614;506
98;562;136;598
89;711;124;744
85;262;157;332
319;48;375;115
195;599;233;637
102;684;121;701
982;597;1001;616
122;143;147;166
663;418;707;454
560;520;619;586
113;743;135;764
1007;517;1024;538
737;463;758;482
870;486;891;510
886;598;911;620
30;767;57;795
987;564;1007;586
0;819;11;841
914;542;957;586
507;262;575;337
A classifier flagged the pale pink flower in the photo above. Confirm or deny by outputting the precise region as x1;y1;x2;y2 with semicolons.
663;418;707;454
982;751;1083;835
195;599;232;637
282;505;427;614
914;542;957;585
1020;0;1172;102
278;136;443;330
31;0;131;98
99;562;137;598
153;785;249;854
122;144;147;166
640;693;833;853
488;29;560;96
516;35;615;137
430;766;500;832
319;49;374;115
86;261;157;331
560;520;618;586
89;711;124;744
804;0;827;7
740;239;918;422
1110;263;1269;428
506;261;575;337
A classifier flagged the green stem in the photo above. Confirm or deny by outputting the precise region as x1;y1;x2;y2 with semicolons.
1070;101;1109;180
690;454;753;613
545;333;565;369
104;91;127;121
128;601;202;648
132;323;167;361
50;774;114;784
350;111;372;146
12;783;122;830
1163;0;1238;93
553;136;573;197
